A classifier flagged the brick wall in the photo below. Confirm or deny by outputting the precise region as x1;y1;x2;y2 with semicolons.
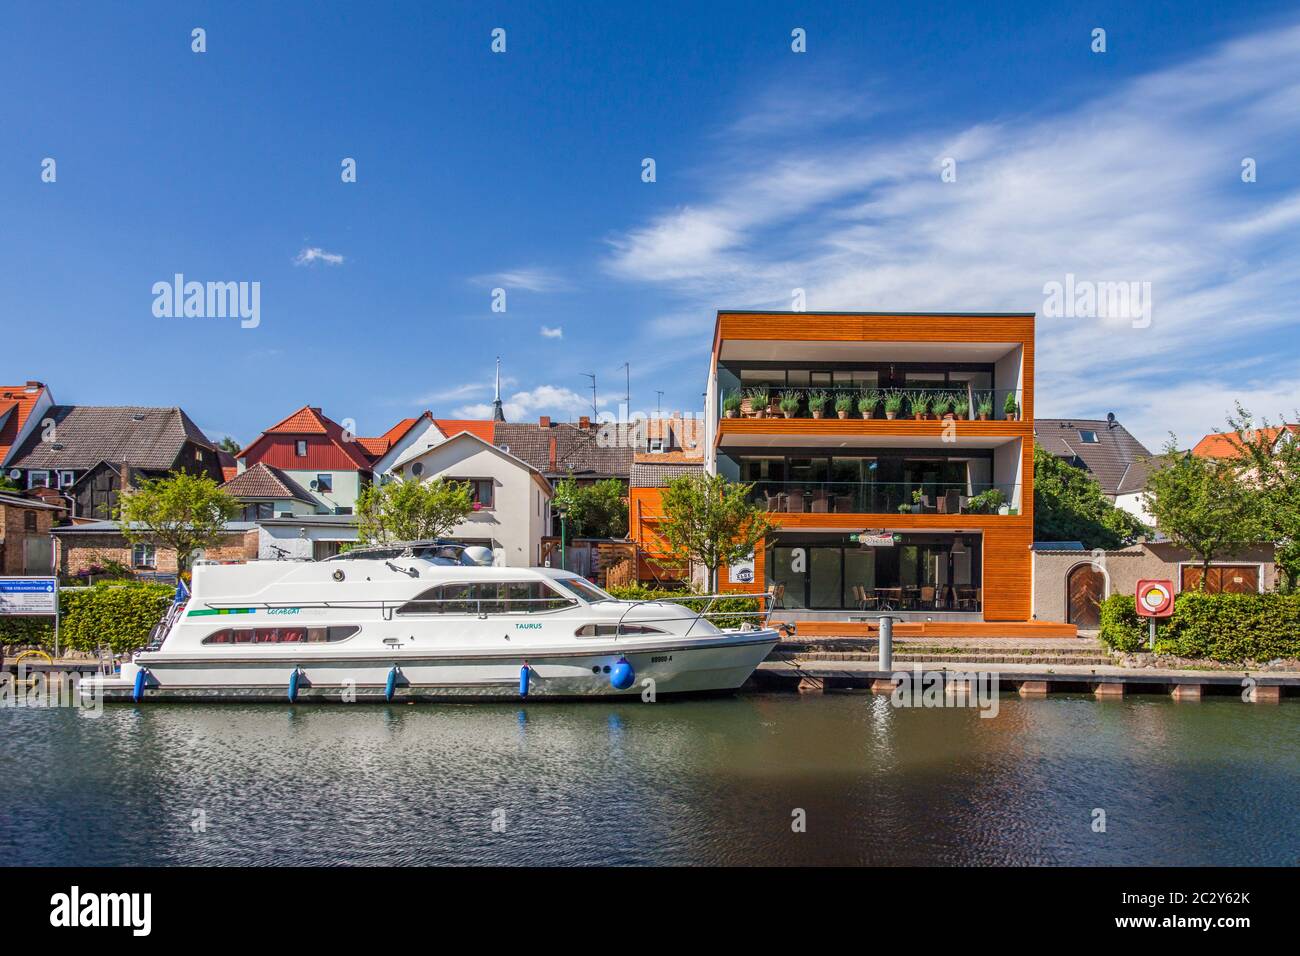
57;529;259;577
0;502;57;575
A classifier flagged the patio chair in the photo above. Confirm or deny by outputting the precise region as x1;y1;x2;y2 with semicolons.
901;586;920;610
919;585;936;608
942;489;962;514
765;492;780;512
786;488;806;513
809;489;828;513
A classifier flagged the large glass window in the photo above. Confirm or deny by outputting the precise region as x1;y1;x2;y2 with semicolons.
551;577;615;604
397;581;570;614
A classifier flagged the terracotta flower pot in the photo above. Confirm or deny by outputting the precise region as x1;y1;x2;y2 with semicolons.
838;410;850;420
783;409;796;419
885;411;897;420
978;413;989;421
724;409;736;419
811;409;824;419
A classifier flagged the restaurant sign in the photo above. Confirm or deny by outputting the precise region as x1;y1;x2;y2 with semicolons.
852;533;901;548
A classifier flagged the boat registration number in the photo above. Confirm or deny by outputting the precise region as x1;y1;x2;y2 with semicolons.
651;655;673;663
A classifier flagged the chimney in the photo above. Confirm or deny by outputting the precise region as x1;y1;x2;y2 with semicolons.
548;435;557;471
539;416;551;429
579;415;590;430
25;381;43;389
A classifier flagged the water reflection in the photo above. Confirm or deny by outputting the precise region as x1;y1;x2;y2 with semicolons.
1;694;1295;866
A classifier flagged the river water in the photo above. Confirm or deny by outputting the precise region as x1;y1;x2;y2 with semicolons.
2;693;1296;866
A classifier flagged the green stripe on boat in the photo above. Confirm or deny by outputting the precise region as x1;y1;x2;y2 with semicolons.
188;608;256;617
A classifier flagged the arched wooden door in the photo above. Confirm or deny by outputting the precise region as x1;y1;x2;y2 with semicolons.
1067;564;1106;628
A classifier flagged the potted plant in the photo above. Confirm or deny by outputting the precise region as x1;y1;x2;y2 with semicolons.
932;392;954;420
976;392;993;421
835;391;856;419
953;395;970;420
1003;392;1020;421
883;389;904;420
722;389;743;419
778;390;803;418
897;502;913;514
911;390;932;420
747;386;769;418
807;389;831;419
859;389;882;420
966;488;1007;514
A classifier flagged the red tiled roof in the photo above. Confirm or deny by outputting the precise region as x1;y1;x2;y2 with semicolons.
434;419;495;443
0;382;48;462
241;405;375;470
1192;425;1299;459
354;436;391;457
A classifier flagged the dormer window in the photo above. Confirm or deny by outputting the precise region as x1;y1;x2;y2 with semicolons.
295;440;307;456
1078;430;1099;444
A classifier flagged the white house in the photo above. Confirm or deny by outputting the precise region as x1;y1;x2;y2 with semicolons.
392;431;552;567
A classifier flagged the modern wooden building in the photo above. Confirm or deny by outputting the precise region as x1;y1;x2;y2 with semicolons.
703;311;1037;625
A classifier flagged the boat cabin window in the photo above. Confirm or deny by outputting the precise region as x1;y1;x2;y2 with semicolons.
574;623;667;637
396;581;572;615
202;625;359;645
551;577;616;604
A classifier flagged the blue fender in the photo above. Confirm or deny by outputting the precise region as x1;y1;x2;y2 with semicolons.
287;668;301;703
609;657;635;691
519;663;530;698
132;668;148;703
385;666;399;702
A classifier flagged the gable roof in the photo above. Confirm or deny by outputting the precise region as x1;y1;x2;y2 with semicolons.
1191;425;1300;459
219;462;317;503
6;405;214;471
630;460;704;488
403;430;552;494
239;405;375;470
492;421;632;479
0;381;49;462
1034;418;1152;497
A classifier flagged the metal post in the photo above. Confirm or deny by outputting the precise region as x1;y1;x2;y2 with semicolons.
878;615;894;671
53;577;60;661
560;514;567;571
1148;617;1156;651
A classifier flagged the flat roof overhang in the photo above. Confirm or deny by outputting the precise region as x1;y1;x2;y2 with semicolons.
718;339;1021;363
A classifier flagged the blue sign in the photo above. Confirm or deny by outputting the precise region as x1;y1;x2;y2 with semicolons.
0;577;58;615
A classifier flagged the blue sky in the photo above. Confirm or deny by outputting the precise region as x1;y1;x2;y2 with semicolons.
3;1;1298;450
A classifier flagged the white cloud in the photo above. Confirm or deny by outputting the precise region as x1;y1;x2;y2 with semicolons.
294;247;345;266
605;21;1300;443
455;385;603;421
539;325;563;339
470;267;568;293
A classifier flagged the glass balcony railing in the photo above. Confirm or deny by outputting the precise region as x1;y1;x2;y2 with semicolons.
748;481;1021;516
720;386;1024;423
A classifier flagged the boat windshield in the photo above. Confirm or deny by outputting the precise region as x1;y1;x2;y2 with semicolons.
551;576;616;604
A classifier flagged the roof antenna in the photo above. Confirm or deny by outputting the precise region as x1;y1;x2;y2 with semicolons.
582;373;597;420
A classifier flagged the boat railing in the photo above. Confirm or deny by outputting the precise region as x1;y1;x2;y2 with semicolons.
615;590;776;638
196;597;582;620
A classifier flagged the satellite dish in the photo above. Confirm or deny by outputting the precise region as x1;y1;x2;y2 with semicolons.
309;479;320;490
411;462;424;477
7;469;19;480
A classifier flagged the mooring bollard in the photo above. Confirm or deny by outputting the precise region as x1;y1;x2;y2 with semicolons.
878;615;900;671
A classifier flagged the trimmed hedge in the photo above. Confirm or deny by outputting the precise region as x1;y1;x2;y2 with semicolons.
1099;591;1300;663
0;582;173;654
605;584;764;630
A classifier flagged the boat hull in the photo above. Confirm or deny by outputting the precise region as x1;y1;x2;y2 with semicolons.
87;632;779;702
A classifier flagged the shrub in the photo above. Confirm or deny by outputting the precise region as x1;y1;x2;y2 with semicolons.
1098;591;1300;662
0;582;174;654
605;584;764;630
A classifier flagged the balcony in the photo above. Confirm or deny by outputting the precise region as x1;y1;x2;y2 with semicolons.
720;386;1023;424
749;480;1021;516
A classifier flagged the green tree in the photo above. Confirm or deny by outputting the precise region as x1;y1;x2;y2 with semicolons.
355;478;474;545
1032;444;1149;548
116;472;241;575
216;435;242;454
552;477;628;539
1142;438;1261;586
0;475;19;493
658;473;777;591
1223;405;1300;589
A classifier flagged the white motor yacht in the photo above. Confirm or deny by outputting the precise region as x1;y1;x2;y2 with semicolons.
88;541;780;702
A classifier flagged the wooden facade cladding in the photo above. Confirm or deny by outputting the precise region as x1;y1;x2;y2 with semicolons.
246;435;371;472
712;310;1037;623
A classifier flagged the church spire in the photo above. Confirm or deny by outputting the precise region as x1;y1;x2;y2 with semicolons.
492;356;506;422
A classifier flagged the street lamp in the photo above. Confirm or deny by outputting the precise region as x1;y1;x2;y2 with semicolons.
555;502;568;571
